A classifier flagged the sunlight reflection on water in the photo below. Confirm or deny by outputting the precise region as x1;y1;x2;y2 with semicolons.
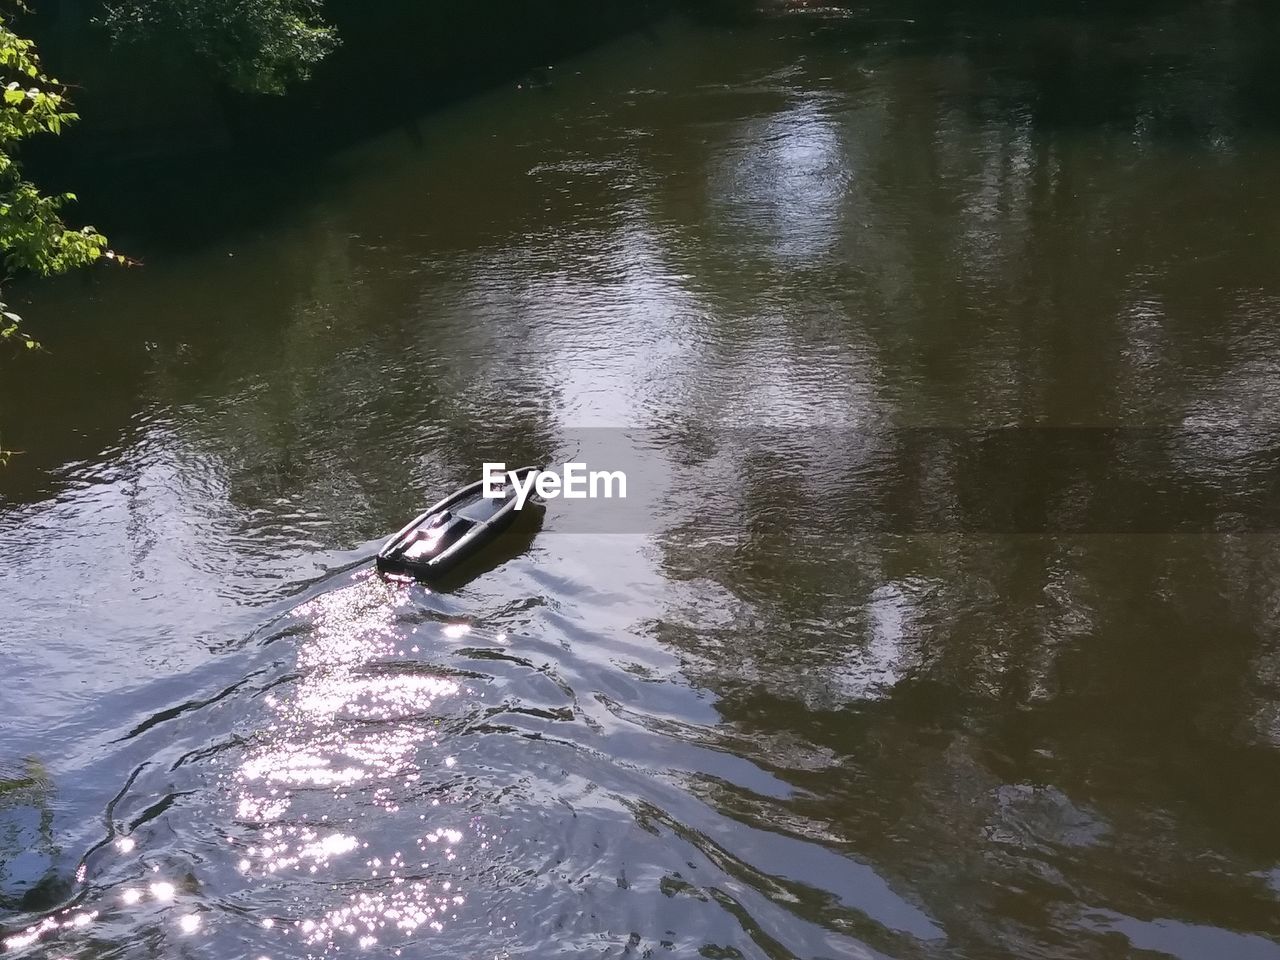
221;573;488;953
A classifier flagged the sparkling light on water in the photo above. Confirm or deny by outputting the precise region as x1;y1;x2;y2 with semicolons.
223;577;481;951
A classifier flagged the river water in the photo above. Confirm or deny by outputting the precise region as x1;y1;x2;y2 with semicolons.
4;6;1280;958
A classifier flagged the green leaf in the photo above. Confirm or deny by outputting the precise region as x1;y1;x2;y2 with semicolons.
102;0;337;95
0;12;120;358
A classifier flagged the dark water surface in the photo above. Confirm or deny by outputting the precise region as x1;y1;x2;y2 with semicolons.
5;6;1280;958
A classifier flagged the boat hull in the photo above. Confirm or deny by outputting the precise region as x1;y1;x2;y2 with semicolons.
375;466;541;580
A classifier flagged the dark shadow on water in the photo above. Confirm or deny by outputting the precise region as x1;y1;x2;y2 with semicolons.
705;0;1280;143
22;0;1280;258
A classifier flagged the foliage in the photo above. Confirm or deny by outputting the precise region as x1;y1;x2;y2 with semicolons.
2;9;114;464
1;9;111;352
102;0;338;95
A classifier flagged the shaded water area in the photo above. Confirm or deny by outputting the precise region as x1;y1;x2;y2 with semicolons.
5;4;1280;957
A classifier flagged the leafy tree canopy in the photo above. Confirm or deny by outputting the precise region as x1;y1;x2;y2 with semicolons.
1;9;111;352
102;0;338;95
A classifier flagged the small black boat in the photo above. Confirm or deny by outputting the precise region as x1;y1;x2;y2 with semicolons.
376;466;542;579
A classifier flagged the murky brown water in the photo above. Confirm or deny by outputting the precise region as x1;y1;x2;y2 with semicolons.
4;5;1280;958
